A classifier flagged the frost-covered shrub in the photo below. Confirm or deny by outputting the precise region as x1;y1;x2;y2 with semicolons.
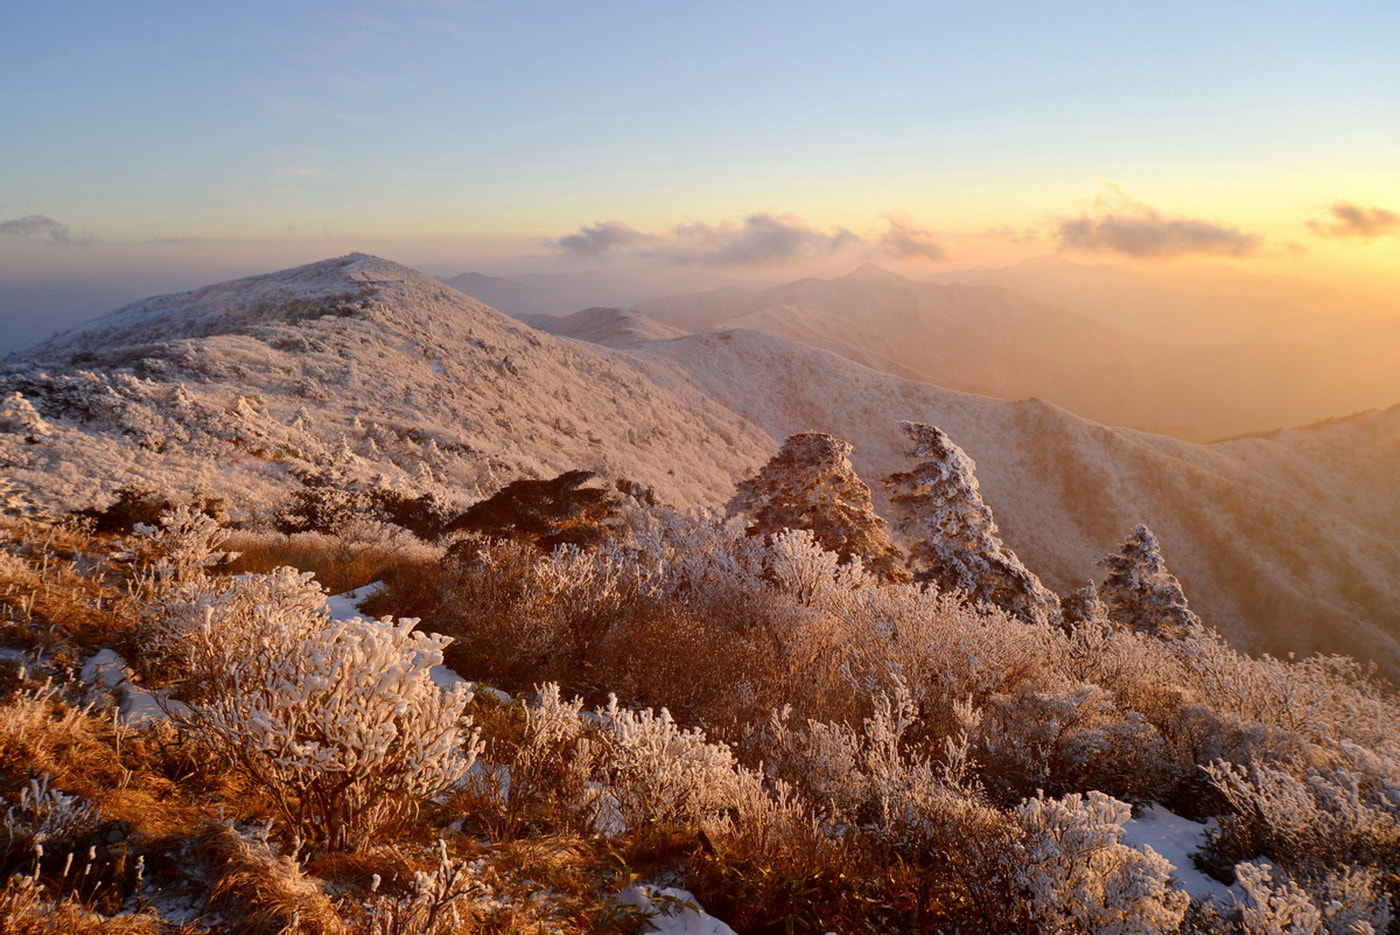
1014;790;1190;934
592;695;744;833
362;839;484;935
432;538;635;687
180;604;479;852
1233;862;1391;935
0;391;50;440
458;683;600;835
977;683;1170;804
140;565;327;696
1;774;100;864
1205;748;1400;878
764;527;874;606
117;506;236;594
1234;862;1322;935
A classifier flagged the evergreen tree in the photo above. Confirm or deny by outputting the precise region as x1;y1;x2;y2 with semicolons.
444;469;623;551
1061;580;1110;630
883;421;1060;625
727;432;909;583
1097;524;1201;639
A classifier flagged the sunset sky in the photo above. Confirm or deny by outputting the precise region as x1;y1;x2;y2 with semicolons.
2;0;1398;305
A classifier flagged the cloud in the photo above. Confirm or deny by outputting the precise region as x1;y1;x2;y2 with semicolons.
548;212;862;266
879;215;947;261
670;213;861;266
1307;202;1400;239
549;220;654;259
1056;192;1259;259
0;215;94;246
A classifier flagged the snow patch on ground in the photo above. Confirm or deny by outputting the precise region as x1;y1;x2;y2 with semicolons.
615;885;737;935
80;647;189;726
1122;804;1232;905
324;580;384;620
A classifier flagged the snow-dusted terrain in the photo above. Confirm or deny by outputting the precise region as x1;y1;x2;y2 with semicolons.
540;311;1400;677
0;254;772;516
638;263;1400;441
3;253;1399;677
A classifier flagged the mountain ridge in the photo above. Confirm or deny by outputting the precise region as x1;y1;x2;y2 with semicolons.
3;254;1398;678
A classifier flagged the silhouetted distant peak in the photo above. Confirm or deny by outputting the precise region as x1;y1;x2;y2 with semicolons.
839;263;910;285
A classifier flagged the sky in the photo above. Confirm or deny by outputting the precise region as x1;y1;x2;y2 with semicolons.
1;0;1398;339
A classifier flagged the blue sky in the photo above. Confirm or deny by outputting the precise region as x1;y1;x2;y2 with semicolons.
1;0;1397;294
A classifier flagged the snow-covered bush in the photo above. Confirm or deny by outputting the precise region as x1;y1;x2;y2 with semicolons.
179;603;479;852
459;683;600;835
0;391;50;440
592;695;744;833
1014;790;1190;934
118;506;236;594
978;683;1170;804
1;774;100;863
1204;747;1400;921
764;527;874;606
362;839;484;935
141;565;328;696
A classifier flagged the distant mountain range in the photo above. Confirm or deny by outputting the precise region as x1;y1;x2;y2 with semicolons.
3;254;1399;678
632;261;1400;442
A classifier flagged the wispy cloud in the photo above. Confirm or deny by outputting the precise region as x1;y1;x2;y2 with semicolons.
879;215;947;261
548;212;862;266
0;215;95;246
670;213;860;266
1057;191;1259;259
1307;202;1400;239
549;220;655;259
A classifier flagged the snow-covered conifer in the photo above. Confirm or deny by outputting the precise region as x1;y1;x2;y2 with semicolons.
727;432;909;583
0;392;50;440
1062;580;1110;630
1098;525;1201;639
883;421;1060;625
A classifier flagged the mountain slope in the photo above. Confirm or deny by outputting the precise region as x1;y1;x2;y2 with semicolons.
597;325;1400;676
6;255;1399;679
639;265;1400;441
1;254;773;516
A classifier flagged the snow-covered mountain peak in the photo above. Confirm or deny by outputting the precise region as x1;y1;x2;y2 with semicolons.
531;307;689;349
21;253;500;362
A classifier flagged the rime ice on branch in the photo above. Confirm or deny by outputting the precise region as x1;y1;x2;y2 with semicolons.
883;421;1060;625
727;432;909;583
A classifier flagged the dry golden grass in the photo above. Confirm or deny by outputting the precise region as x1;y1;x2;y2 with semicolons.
0;518;142;656
0;877;179;934
197;822;347;935
222;530;443;596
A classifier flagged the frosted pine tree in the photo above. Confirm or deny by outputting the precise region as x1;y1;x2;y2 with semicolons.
1097;524;1201;639
727;432;909;583
1061;580;1110;630
0;391;50;440
883;421;1060;625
